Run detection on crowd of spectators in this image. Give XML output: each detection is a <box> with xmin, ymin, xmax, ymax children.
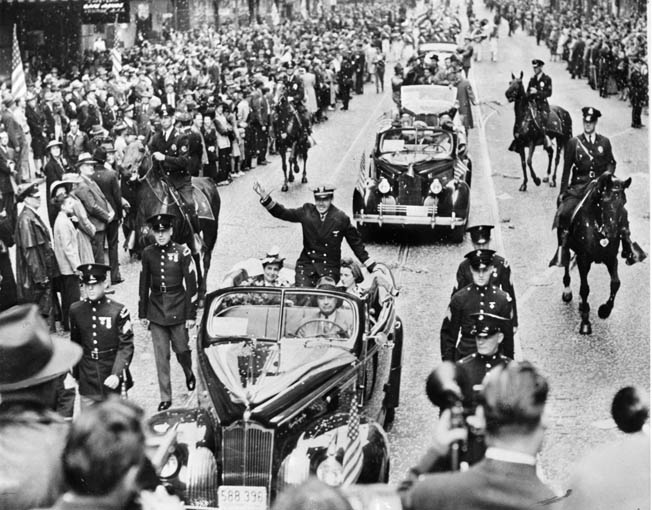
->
<box><xmin>489</xmin><ymin>0</ymin><xmax>648</xmax><ymax>127</ymax></box>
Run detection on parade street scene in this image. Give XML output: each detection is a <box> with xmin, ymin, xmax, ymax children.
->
<box><xmin>0</xmin><ymin>0</ymin><xmax>649</xmax><ymax>508</ymax></box>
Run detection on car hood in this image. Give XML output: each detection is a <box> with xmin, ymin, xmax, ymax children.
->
<box><xmin>204</xmin><ymin>340</ymin><xmax>356</xmax><ymax>412</ymax></box>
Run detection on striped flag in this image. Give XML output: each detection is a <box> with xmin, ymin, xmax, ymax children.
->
<box><xmin>11</xmin><ymin>25</ymin><xmax>26</xmax><ymax>102</ymax></box>
<box><xmin>341</xmin><ymin>395</ymin><xmax>363</xmax><ymax>486</ymax></box>
<box><xmin>111</xmin><ymin>47</ymin><xmax>122</xmax><ymax>77</ymax></box>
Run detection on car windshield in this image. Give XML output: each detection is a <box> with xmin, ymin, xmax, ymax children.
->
<box><xmin>401</xmin><ymin>85</ymin><xmax>457</xmax><ymax>115</ymax></box>
<box><xmin>203</xmin><ymin>289</ymin><xmax>359</xmax><ymax>405</ymax></box>
<box><xmin>379</xmin><ymin>128</ymin><xmax>453</xmax><ymax>156</ymax></box>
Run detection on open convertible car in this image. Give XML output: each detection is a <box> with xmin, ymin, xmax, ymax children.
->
<box><xmin>146</xmin><ymin>264</ymin><xmax>403</xmax><ymax>509</ymax></box>
<box><xmin>353</xmin><ymin>95</ymin><xmax>471</xmax><ymax>242</ymax></box>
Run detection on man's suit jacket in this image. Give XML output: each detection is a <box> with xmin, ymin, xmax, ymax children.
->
<box><xmin>405</xmin><ymin>458</ymin><xmax>561</xmax><ymax>510</ymax></box>
<box><xmin>0</xmin><ymin>145</ymin><xmax>17</xmax><ymax>195</ymax></box>
<box><xmin>73</xmin><ymin>176</ymin><xmax>112</xmax><ymax>232</ymax></box>
<box><xmin>91</xmin><ymin>165</ymin><xmax>122</xmax><ymax>222</ymax></box>
<box><xmin>1</xmin><ymin>109</ymin><xmax>25</xmax><ymax>150</ymax></box>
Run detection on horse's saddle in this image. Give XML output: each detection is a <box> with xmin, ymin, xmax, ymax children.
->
<box><xmin>193</xmin><ymin>185</ymin><xmax>214</xmax><ymax>221</ymax></box>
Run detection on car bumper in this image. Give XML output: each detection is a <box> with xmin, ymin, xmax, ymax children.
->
<box><xmin>355</xmin><ymin>204</ymin><xmax>467</xmax><ymax>227</ymax></box>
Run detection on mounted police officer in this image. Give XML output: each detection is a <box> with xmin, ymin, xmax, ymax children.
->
<box><xmin>550</xmin><ymin>107</ymin><xmax>646</xmax><ymax>267</ymax></box>
<box><xmin>138</xmin><ymin>213</ymin><xmax>197</xmax><ymax>411</ymax></box>
<box><xmin>441</xmin><ymin>249</ymin><xmax>514</xmax><ymax>362</ymax></box>
<box><xmin>453</xmin><ymin>225</ymin><xmax>518</xmax><ymax>331</ymax></box>
<box><xmin>69</xmin><ymin>263</ymin><xmax>134</xmax><ymax>409</ymax></box>
<box><xmin>253</xmin><ymin>181</ymin><xmax>377</xmax><ymax>287</ymax></box>
<box><xmin>526</xmin><ymin>59</ymin><xmax>553</xmax><ymax>149</ymax></box>
<box><xmin>150</xmin><ymin>106</ymin><xmax>202</xmax><ymax>252</ymax></box>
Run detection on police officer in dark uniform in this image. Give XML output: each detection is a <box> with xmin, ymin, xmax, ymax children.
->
<box><xmin>338</xmin><ymin>53</ymin><xmax>354</xmax><ymax>111</ymax></box>
<box><xmin>69</xmin><ymin>263</ymin><xmax>134</xmax><ymax>410</ymax></box>
<box><xmin>526</xmin><ymin>59</ymin><xmax>553</xmax><ymax>149</ymax></box>
<box><xmin>151</xmin><ymin>109</ymin><xmax>201</xmax><ymax>251</ymax></box>
<box><xmin>441</xmin><ymin>249</ymin><xmax>514</xmax><ymax>362</ymax></box>
<box><xmin>253</xmin><ymin>181</ymin><xmax>377</xmax><ymax>287</ymax></box>
<box><xmin>550</xmin><ymin>107</ymin><xmax>646</xmax><ymax>267</ymax></box>
<box><xmin>138</xmin><ymin>213</ymin><xmax>197</xmax><ymax>411</ymax></box>
<box><xmin>453</xmin><ymin>225</ymin><xmax>517</xmax><ymax>330</ymax></box>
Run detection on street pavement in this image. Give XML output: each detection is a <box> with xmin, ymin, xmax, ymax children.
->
<box><xmin>43</xmin><ymin>6</ymin><xmax>649</xmax><ymax>491</ymax></box>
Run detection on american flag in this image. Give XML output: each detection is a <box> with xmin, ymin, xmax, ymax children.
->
<box><xmin>341</xmin><ymin>394</ymin><xmax>363</xmax><ymax>486</ymax></box>
<box><xmin>111</xmin><ymin>48</ymin><xmax>122</xmax><ymax>77</ymax></box>
<box><xmin>11</xmin><ymin>25</ymin><xmax>26</xmax><ymax>102</ymax></box>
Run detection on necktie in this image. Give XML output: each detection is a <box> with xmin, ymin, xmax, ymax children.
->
<box><xmin>198</xmin><ymin>129</ymin><xmax>209</xmax><ymax>166</ymax></box>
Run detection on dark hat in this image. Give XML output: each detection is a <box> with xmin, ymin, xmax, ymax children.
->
<box><xmin>159</xmin><ymin>104</ymin><xmax>175</xmax><ymax>117</ymax></box>
<box><xmin>0</xmin><ymin>304</ymin><xmax>82</xmax><ymax>392</ymax></box>
<box><xmin>469</xmin><ymin>312</ymin><xmax>509</xmax><ymax>337</ymax></box>
<box><xmin>316</xmin><ymin>276</ymin><xmax>339</xmax><ymax>291</ymax></box>
<box><xmin>466</xmin><ymin>224</ymin><xmax>494</xmax><ymax>245</ymax></box>
<box><xmin>92</xmin><ymin>147</ymin><xmax>107</xmax><ymax>164</ymax></box>
<box><xmin>532</xmin><ymin>59</ymin><xmax>545</xmax><ymax>67</ymax></box>
<box><xmin>46</xmin><ymin>139</ymin><xmax>63</xmax><ymax>151</ymax></box>
<box><xmin>261</xmin><ymin>246</ymin><xmax>285</xmax><ymax>267</ymax></box>
<box><xmin>113</xmin><ymin>121</ymin><xmax>128</xmax><ymax>132</ymax></box>
<box><xmin>16</xmin><ymin>181</ymin><xmax>41</xmax><ymax>202</ymax></box>
<box><xmin>313</xmin><ymin>185</ymin><xmax>335</xmax><ymax>198</ymax></box>
<box><xmin>89</xmin><ymin>124</ymin><xmax>105</xmax><ymax>136</ymax></box>
<box><xmin>465</xmin><ymin>249</ymin><xmax>496</xmax><ymax>270</ymax></box>
<box><xmin>581</xmin><ymin>106</ymin><xmax>602</xmax><ymax>123</ymax></box>
<box><xmin>77</xmin><ymin>263</ymin><xmax>110</xmax><ymax>284</ymax></box>
<box><xmin>49</xmin><ymin>180</ymin><xmax>72</xmax><ymax>199</ymax></box>
<box><xmin>147</xmin><ymin>212</ymin><xmax>176</xmax><ymax>231</ymax></box>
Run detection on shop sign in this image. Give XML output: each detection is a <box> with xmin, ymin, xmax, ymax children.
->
<box><xmin>82</xmin><ymin>0</ymin><xmax>130</xmax><ymax>23</ymax></box>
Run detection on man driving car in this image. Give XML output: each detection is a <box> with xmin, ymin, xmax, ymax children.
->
<box><xmin>296</xmin><ymin>277</ymin><xmax>352</xmax><ymax>338</ymax></box>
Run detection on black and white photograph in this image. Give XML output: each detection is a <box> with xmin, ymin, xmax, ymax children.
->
<box><xmin>0</xmin><ymin>0</ymin><xmax>649</xmax><ymax>508</ymax></box>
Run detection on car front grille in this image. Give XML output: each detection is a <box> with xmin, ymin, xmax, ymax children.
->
<box><xmin>221</xmin><ymin>420</ymin><xmax>275</xmax><ymax>490</ymax></box>
<box><xmin>397</xmin><ymin>173</ymin><xmax>423</xmax><ymax>205</ymax></box>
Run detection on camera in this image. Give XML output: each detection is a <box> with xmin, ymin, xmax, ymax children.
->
<box><xmin>425</xmin><ymin>362</ymin><xmax>486</xmax><ymax>470</ymax></box>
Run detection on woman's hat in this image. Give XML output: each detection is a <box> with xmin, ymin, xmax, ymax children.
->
<box><xmin>0</xmin><ymin>305</ymin><xmax>82</xmax><ymax>392</ymax></box>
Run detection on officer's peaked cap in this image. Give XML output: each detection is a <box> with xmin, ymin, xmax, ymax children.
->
<box><xmin>466</xmin><ymin>224</ymin><xmax>494</xmax><ymax>245</ymax></box>
<box><xmin>581</xmin><ymin>106</ymin><xmax>601</xmax><ymax>123</ymax></box>
<box><xmin>465</xmin><ymin>249</ymin><xmax>496</xmax><ymax>269</ymax></box>
<box><xmin>147</xmin><ymin>212</ymin><xmax>176</xmax><ymax>231</ymax></box>
<box><xmin>313</xmin><ymin>185</ymin><xmax>335</xmax><ymax>198</ymax></box>
<box><xmin>532</xmin><ymin>59</ymin><xmax>545</xmax><ymax>67</ymax></box>
<box><xmin>469</xmin><ymin>312</ymin><xmax>509</xmax><ymax>337</ymax></box>
<box><xmin>77</xmin><ymin>263</ymin><xmax>110</xmax><ymax>284</ymax></box>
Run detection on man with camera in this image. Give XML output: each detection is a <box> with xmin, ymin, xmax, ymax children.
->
<box><xmin>401</xmin><ymin>361</ymin><xmax>565</xmax><ymax>510</ymax></box>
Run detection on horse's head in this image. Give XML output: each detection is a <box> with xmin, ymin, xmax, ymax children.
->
<box><xmin>597</xmin><ymin>173</ymin><xmax>631</xmax><ymax>239</ymax></box>
<box><xmin>505</xmin><ymin>71</ymin><xmax>524</xmax><ymax>103</ymax></box>
<box><xmin>122</xmin><ymin>139</ymin><xmax>152</xmax><ymax>180</ymax></box>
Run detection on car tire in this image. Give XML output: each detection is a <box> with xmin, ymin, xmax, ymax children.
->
<box><xmin>450</xmin><ymin>225</ymin><xmax>465</xmax><ymax>243</ymax></box>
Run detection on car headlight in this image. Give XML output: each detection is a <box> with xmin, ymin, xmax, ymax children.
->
<box><xmin>160</xmin><ymin>453</ymin><xmax>180</xmax><ymax>479</ymax></box>
<box><xmin>277</xmin><ymin>449</ymin><xmax>311</xmax><ymax>491</ymax></box>
<box><xmin>316</xmin><ymin>456</ymin><xmax>344</xmax><ymax>487</ymax></box>
<box><xmin>429</xmin><ymin>179</ymin><xmax>443</xmax><ymax>195</ymax></box>
<box><xmin>378</xmin><ymin>178</ymin><xmax>391</xmax><ymax>194</ymax></box>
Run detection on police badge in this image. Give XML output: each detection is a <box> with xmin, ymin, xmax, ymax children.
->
<box><xmin>597</xmin><ymin>146</ymin><xmax>603</xmax><ymax>153</ymax></box>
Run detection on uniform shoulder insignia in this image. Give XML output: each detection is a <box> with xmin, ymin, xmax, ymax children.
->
<box><xmin>182</xmin><ymin>246</ymin><xmax>191</xmax><ymax>256</ymax></box>
<box><xmin>503</xmin><ymin>259</ymin><xmax>509</xmax><ymax>268</ymax></box>
<box><xmin>119</xmin><ymin>306</ymin><xmax>130</xmax><ymax>318</ymax></box>
<box><xmin>506</xmin><ymin>294</ymin><xmax>513</xmax><ymax>302</ymax></box>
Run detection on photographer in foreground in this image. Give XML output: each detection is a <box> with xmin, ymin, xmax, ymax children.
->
<box><xmin>401</xmin><ymin>361</ymin><xmax>564</xmax><ymax>510</ymax></box>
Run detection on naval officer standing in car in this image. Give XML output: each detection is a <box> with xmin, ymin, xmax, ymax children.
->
<box><xmin>253</xmin><ymin>181</ymin><xmax>377</xmax><ymax>287</ymax></box>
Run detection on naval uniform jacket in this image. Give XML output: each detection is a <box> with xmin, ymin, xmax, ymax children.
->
<box><xmin>69</xmin><ymin>296</ymin><xmax>134</xmax><ymax>398</ymax></box>
<box><xmin>138</xmin><ymin>241</ymin><xmax>197</xmax><ymax>326</ymax></box>
<box><xmin>440</xmin><ymin>283</ymin><xmax>513</xmax><ymax>362</ymax></box>
<box><xmin>454</xmin><ymin>255</ymin><xmax>518</xmax><ymax>327</ymax></box>
<box><xmin>260</xmin><ymin>196</ymin><xmax>374</xmax><ymax>282</ymax></box>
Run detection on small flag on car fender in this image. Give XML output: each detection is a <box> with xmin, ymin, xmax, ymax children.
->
<box><xmin>342</xmin><ymin>395</ymin><xmax>363</xmax><ymax>486</ymax></box>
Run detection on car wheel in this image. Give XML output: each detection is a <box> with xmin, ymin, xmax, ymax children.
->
<box><xmin>450</xmin><ymin>225</ymin><xmax>465</xmax><ymax>243</ymax></box>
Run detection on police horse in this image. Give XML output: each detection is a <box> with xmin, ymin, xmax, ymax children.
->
<box><xmin>505</xmin><ymin>72</ymin><xmax>572</xmax><ymax>191</ymax></box>
<box><xmin>121</xmin><ymin>140</ymin><xmax>220</xmax><ymax>303</ymax></box>
<box><xmin>557</xmin><ymin>172</ymin><xmax>633</xmax><ymax>335</ymax></box>
<box><xmin>272</xmin><ymin>95</ymin><xmax>310</xmax><ymax>192</ymax></box>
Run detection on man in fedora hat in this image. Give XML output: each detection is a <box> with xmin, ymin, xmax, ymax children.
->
<box><xmin>253</xmin><ymin>181</ymin><xmax>377</xmax><ymax>287</ymax></box>
<box><xmin>63</xmin><ymin>118</ymin><xmax>89</xmax><ymax>165</ymax></box>
<box><xmin>91</xmin><ymin>147</ymin><xmax>123</xmax><ymax>284</ymax></box>
<box><xmin>69</xmin><ymin>263</ymin><xmax>134</xmax><ymax>409</ymax></box>
<box><xmin>14</xmin><ymin>181</ymin><xmax>60</xmax><ymax>323</ymax></box>
<box><xmin>73</xmin><ymin>152</ymin><xmax>114</xmax><ymax>264</ymax></box>
<box><xmin>0</xmin><ymin>304</ymin><xmax>82</xmax><ymax>510</ymax></box>
<box><xmin>441</xmin><ymin>249</ymin><xmax>514</xmax><ymax>362</ymax></box>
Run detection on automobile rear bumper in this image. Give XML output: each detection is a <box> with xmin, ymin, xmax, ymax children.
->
<box><xmin>355</xmin><ymin>205</ymin><xmax>466</xmax><ymax>227</ymax></box>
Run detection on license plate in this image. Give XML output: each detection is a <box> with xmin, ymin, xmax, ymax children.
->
<box><xmin>405</xmin><ymin>206</ymin><xmax>429</xmax><ymax>216</ymax></box>
<box><xmin>218</xmin><ymin>486</ymin><xmax>267</xmax><ymax>510</ymax></box>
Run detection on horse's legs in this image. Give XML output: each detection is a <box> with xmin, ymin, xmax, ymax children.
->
<box><xmin>192</xmin><ymin>251</ymin><xmax>205</xmax><ymax>306</ymax></box>
<box><xmin>562</xmin><ymin>261</ymin><xmax>573</xmax><ymax>302</ymax></box>
<box><xmin>577</xmin><ymin>256</ymin><xmax>592</xmax><ymax>335</ymax></box>
<box><xmin>301</xmin><ymin>148</ymin><xmax>308</xmax><ymax>184</ymax></box>
<box><xmin>598</xmin><ymin>257</ymin><xmax>621</xmax><ymax>319</ymax></box>
<box><xmin>527</xmin><ymin>143</ymin><xmax>541</xmax><ymax>186</ymax></box>
<box><xmin>519</xmin><ymin>147</ymin><xmax>528</xmax><ymax>192</ymax></box>
<box><xmin>542</xmin><ymin>145</ymin><xmax>553</xmax><ymax>183</ymax></box>
<box><xmin>290</xmin><ymin>142</ymin><xmax>299</xmax><ymax>174</ymax></box>
<box><xmin>551</xmin><ymin>141</ymin><xmax>562</xmax><ymax>187</ymax></box>
<box><xmin>280</xmin><ymin>146</ymin><xmax>290</xmax><ymax>191</ymax></box>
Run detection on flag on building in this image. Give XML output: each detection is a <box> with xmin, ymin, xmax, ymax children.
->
<box><xmin>11</xmin><ymin>25</ymin><xmax>27</xmax><ymax>102</ymax></box>
<box><xmin>341</xmin><ymin>394</ymin><xmax>363</xmax><ymax>486</ymax></box>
